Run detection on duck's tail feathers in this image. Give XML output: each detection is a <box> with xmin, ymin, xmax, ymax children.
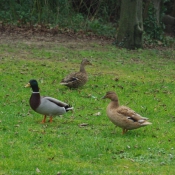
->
<box><xmin>60</xmin><ymin>82</ymin><xmax>69</xmax><ymax>85</ymax></box>
<box><xmin>141</xmin><ymin>121</ymin><xmax>152</xmax><ymax>126</ymax></box>
<box><xmin>60</xmin><ymin>77</ymin><xmax>78</xmax><ymax>85</ymax></box>
<box><xmin>65</xmin><ymin>105</ymin><xmax>74</xmax><ymax>112</ymax></box>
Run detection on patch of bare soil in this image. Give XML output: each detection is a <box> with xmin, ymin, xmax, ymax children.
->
<box><xmin>1</xmin><ymin>25</ymin><xmax>173</xmax><ymax>51</ymax></box>
<box><xmin>0</xmin><ymin>26</ymin><xmax>113</xmax><ymax>49</ymax></box>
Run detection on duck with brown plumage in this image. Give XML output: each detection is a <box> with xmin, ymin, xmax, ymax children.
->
<box><xmin>103</xmin><ymin>91</ymin><xmax>152</xmax><ymax>134</ymax></box>
<box><xmin>60</xmin><ymin>58</ymin><xmax>92</xmax><ymax>88</ymax></box>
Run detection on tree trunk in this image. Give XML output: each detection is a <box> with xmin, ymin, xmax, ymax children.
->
<box><xmin>152</xmin><ymin>0</ymin><xmax>161</xmax><ymax>24</ymax></box>
<box><xmin>162</xmin><ymin>15</ymin><xmax>175</xmax><ymax>34</ymax></box>
<box><xmin>172</xmin><ymin>0</ymin><xmax>175</xmax><ymax>17</ymax></box>
<box><xmin>143</xmin><ymin>0</ymin><xmax>151</xmax><ymax>20</ymax></box>
<box><xmin>116</xmin><ymin>0</ymin><xmax>143</xmax><ymax>49</ymax></box>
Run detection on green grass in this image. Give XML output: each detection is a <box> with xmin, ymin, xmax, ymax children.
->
<box><xmin>0</xmin><ymin>39</ymin><xmax>175</xmax><ymax>175</ymax></box>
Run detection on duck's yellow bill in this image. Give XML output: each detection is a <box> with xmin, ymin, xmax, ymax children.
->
<box><xmin>25</xmin><ymin>83</ymin><xmax>31</xmax><ymax>88</ymax></box>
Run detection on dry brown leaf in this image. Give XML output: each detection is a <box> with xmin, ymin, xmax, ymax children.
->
<box><xmin>36</xmin><ymin>167</ymin><xmax>41</xmax><ymax>173</ymax></box>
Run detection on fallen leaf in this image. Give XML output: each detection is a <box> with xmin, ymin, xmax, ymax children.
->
<box><xmin>124</xmin><ymin>166</ymin><xmax>128</xmax><ymax>168</ymax></box>
<box><xmin>48</xmin><ymin>157</ymin><xmax>54</xmax><ymax>160</ymax></box>
<box><xmin>94</xmin><ymin>112</ymin><xmax>101</xmax><ymax>116</ymax></box>
<box><xmin>114</xmin><ymin>77</ymin><xmax>119</xmax><ymax>81</ymax></box>
<box><xmin>36</xmin><ymin>168</ymin><xmax>41</xmax><ymax>173</ymax></box>
<box><xmin>79</xmin><ymin>123</ymin><xmax>89</xmax><ymax>127</ymax></box>
<box><xmin>129</xmin><ymin>158</ymin><xmax>135</xmax><ymax>162</ymax></box>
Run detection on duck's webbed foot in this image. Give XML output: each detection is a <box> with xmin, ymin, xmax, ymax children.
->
<box><xmin>122</xmin><ymin>128</ymin><xmax>128</xmax><ymax>134</ymax></box>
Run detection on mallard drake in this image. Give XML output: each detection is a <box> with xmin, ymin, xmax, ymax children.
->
<box><xmin>103</xmin><ymin>91</ymin><xmax>152</xmax><ymax>134</ymax></box>
<box><xmin>60</xmin><ymin>58</ymin><xmax>92</xmax><ymax>88</ymax></box>
<box><xmin>25</xmin><ymin>79</ymin><xmax>73</xmax><ymax>123</ymax></box>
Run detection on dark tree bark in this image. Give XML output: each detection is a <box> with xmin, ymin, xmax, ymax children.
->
<box><xmin>152</xmin><ymin>0</ymin><xmax>161</xmax><ymax>24</ymax></box>
<box><xmin>162</xmin><ymin>15</ymin><xmax>175</xmax><ymax>34</ymax></box>
<box><xmin>172</xmin><ymin>0</ymin><xmax>175</xmax><ymax>17</ymax></box>
<box><xmin>116</xmin><ymin>0</ymin><xmax>143</xmax><ymax>49</ymax></box>
<box><xmin>143</xmin><ymin>0</ymin><xmax>151</xmax><ymax>20</ymax></box>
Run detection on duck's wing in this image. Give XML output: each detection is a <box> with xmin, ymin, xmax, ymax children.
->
<box><xmin>61</xmin><ymin>71</ymin><xmax>87</xmax><ymax>84</ymax></box>
<box><xmin>43</xmin><ymin>96</ymin><xmax>70</xmax><ymax>108</ymax></box>
<box><xmin>117</xmin><ymin>106</ymin><xmax>148</xmax><ymax>123</ymax></box>
<box><xmin>60</xmin><ymin>72</ymin><xmax>79</xmax><ymax>84</ymax></box>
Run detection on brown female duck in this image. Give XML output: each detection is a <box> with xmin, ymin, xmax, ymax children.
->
<box><xmin>103</xmin><ymin>91</ymin><xmax>152</xmax><ymax>134</ymax></box>
<box><xmin>60</xmin><ymin>58</ymin><xmax>92</xmax><ymax>88</ymax></box>
<box><xmin>25</xmin><ymin>79</ymin><xmax>73</xmax><ymax>123</ymax></box>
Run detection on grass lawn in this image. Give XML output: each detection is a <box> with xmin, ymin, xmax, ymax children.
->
<box><xmin>0</xmin><ymin>34</ymin><xmax>175</xmax><ymax>175</ymax></box>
